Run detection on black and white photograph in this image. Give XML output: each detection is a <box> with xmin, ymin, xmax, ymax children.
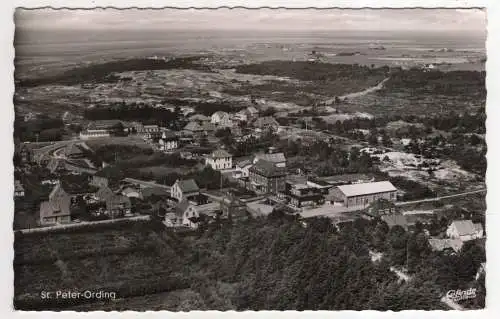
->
<box><xmin>12</xmin><ymin>7</ymin><xmax>487</xmax><ymax>311</ymax></box>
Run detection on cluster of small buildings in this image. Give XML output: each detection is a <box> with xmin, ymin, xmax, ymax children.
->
<box><xmin>428</xmin><ymin>219</ymin><xmax>484</xmax><ymax>254</ymax></box>
<box><xmin>181</xmin><ymin>107</ymin><xmax>276</xmax><ymax>143</ymax></box>
<box><xmin>227</xmin><ymin>148</ymin><xmax>401</xmax><ymax>213</ymax></box>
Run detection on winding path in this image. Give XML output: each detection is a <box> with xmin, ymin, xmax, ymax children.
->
<box><xmin>323</xmin><ymin>77</ymin><xmax>390</xmax><ymax>105</ymax></box>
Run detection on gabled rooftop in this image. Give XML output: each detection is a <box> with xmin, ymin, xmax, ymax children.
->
<box><xmin>337</xmin><ymin>181</ymin><xmax>397</xmax><ymax>198</ymax></box>
<box><xmin>209</xmin><ymin>149</ymin><xmax>232</xmax><ymax>159</ymax></box>
<box><xmin>254</xmin><ymin>152</ymin><xmax>286</xmax><ymax>164</ymax></box>
<box><xmin>175</xmin><ymin>179</ymin><xmax>200</xmax><ymax>193</ymax></box>
<box><xmin>450</xmin><ymin>220</ymin><xmax>483</xmax><ymax>236</ymax></box>
<box><xmin>250</xmin><ymin>160</ymin><xmax>287</xmax><ymax>178</ymax></box>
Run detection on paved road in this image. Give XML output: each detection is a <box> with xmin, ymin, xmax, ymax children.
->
<box><xmin>17</xmin><ymin>215</ymin><xmax>151</xmax><ymax>234</ymax></box>
<box><xmin>396</xmin><ymin>189</ymin><xmax>487</xmax><ymax>206</ymax></box>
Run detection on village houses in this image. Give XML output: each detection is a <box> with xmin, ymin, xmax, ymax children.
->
<box><xmin>253</xmin><ymin>116</ymin><xmax>280</xmax><ymax>132</ymax></box>
<box><xmin>105</xmin><ymin>194</ymin><xmax>132</xmax><ymax>218</ymax></box>
<box><xmin>39</xmin><ymin>184</ymin><xmax>72</xmax><ymax>226</ymax></box>
<box><xmin>234</xmin><ymin>159</ymin><xmax>253</xmax><ymax>178</ymax></box>
<box><xmin>158</xmin><ymin>131</ymin><xmax>179</xmax><ymax>152</ymax></box>
<box><xmin>211</xmin><ymin>111</ymin><xmax>233</xmax><ymax>127</ymax></box>
<box><xmin>253</xmin><ymin>151</ymin><xmax>287</xmax><ymax>168</ymax></box>
<box><xmin>205</xmin><ymin>149</ymin><xmax>233</xmax><ymax>170</ymax></box>
<box><xmin>248</xmin><ymin>160</ymin><xmax>287</xmax><ymax>195</ymax></box>
<box><xmin>90</xmin><ymin>173</ymin><xmax>109</xmax><ymax>188</ymax></box>
<box><xmin>446</xmin><ymin>220</ymin><xmax>484</xmax><ymax>242</ymax></box>
<box><xmin>171</xmin><ymin>179</ymin><xmax>200</xmax><ymax>202</ymax></box>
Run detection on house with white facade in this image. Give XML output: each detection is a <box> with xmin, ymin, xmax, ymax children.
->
<box><xmin>164</xmin><ymin>199</ymin><xmax>200</xmax><ymax>229</ymax></box>
<box><xmin>235</xmin><ymin>159</ymin><xmax>253</xmax><ymax>178</ymax></box>
<box><xmin>211</xmin><ymin>111</ymin><xmax>229</xmax><ymax>124</ymax></box>
<box><xmin>142</xmin><ymin>124</ymin><xmax>160</xmax><ymax>139</ymax></box>
<box><xmin>171</xmin><ymin>179</ymin><xmax>200</xmax><ymax>202</ymax></box>
<box><xmin>205</xmin><ymin>149</ymin><xmax>233</xmax><ymax>170</ymax></box>
<box><xmin>446</xmin><ymin>220</ymin><xmax>484</xmax><ymax>242</ymax></box>
<box><xmin>211</xmin><ymin>111</ymin><xmax>233</xmax><ymax>127</ymax></box>
<box><xmin>159</xmin><ymin>131</ymin><xmax>179</xmax><ymax>152</ymax></box>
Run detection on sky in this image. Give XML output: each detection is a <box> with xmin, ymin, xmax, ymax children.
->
<box><xmin>15</xmin><ymin>8</ymin><xmax>487</xmax><ymax>33</ymax></box>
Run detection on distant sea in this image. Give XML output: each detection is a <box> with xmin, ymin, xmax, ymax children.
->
<box><xmin>14</xmin><ymin>28</ymin><xmax>487</xmax><ymax>78</ymax></box>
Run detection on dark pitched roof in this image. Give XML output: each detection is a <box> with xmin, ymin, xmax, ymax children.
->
<box><xmin>88</xmin><ymin>120</ymin><xmax>122</xmax><ymax>130</ymax></box>
<box><xmin>93</xmin><ymin>173</ymin><xmax>109</xmax><ymax>180</ymax></box>
<box><xmin>40</xmin><ymin>196</ymin><xmax>71</xmax><ymax>219</ymax></box>
<box><xmin>254</xmin><ymin>152</ymin><xmax>286</xmax><ymax>164</ymax></box>
<box><xmin>106</xmin><ymin>194</ymin><xmax>131</xmax><ymax>210</ymax></box>
<box><xmin>236</xmin><ymin>159</ymin><xmax>252</xmax><ymax>168</ymax></box>
<box><xmin>184</xmin><ymin>121</ymin><xmax>203</xmax><ymax>132</ymax></box>
<box><xmin>189</xmin><ymin>114</ymin><xmax>210</xmax><ymax>122</ymax></box>
<box><xmin>141</xmin><ymin>187</ymin><xmax>170</xmax><ymax>198</ymax></box>
<box><xmin>47</xmin><ymin>158</ymin><xmax>65</xmax><ymax>173</ymax></box>
<box><xmin>48</xmin><ymin>184</ymin><xmax>69</xmax><ymax>202</ymax></box>
<box><xmin>202</xmin><ymin>122</ymin><xmax>216</xmax><ymax>131</ymax></box>
<box><xmin>382</xmin><ymin>214</ymin><xmax>409</xmax><ymax>229</ymax></box>
<box><xmin>209</xmin><ymin>149</ymin><xmax>232</xmax><ymax>158</ymax></box>
<box><xmin>65</xmin><ymin>143</ymin><xmax>84</xmax><ymax>157</ymax></box>
<box><xmin>250</xmin><ymin>160</ymin><xmax>286</xmax><ymax>178</ymax></box>
<box><xmin>175</xmin><ymin>199</ymin><xmax>191</xmax><ymax>217</ymax></box>
<box><xmin>176</xmin><ymin>179</ymin><xmax>200</xmax><ymax>193</ymax></box>
<box><xmin>161</xmin><ymin>131</ymin><xmax>178</xmax><ymax>141</ymax></box>
<box><xmin>96</xmin><ymin>186</ymin><xmax>115</xmax><ymax>201</ymax></box>
<box><xmin>253</xmin><ymin>116</ymin><xmax>279</xmax><ymax>128</ymax></box>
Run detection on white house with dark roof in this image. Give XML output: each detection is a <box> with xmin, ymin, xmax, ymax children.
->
<box><xmin>171</xmin><ymin>179</ymin><xmax>200</xmax><ymax>202</ymax></box>
<box><xmin>446</xmin><ymin>220</ymin><xmax>484</xmax><ymax>242</ymax></box>
<box><xmin>173</xmin><ymin>199</ymin><xmax>200</xmax><ymax>229</ymax></box>
<box><xmin>205</xmin><ymin>149</ymin><xmax>233</xmax><ymax>170</ymax></box>
<box><xmin>234</xmin><ymin>159</ymin><xmax>253</xmax><ymax>178</ymax></box>
<box><xmin>328</xmin><ymin>181</ymin><xmax>397</xmax><ymax>208</ymax></box>
<box><xmin>159</xmin><ymin>131</ymin><xmax>179</xmax><ymax>152</ymax></box>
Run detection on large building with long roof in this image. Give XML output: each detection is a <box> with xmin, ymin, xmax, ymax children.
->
<box><xmin>328</xmin><ymin>181</ymin><xmax>397</xmax><ymax>208</ymax></box>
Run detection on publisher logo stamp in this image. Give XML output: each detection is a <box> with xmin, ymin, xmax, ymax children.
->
<box><xmin>446</xmin><ymin>288</ymin><xmax>477</xmax><ymax>302</ymax></box>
